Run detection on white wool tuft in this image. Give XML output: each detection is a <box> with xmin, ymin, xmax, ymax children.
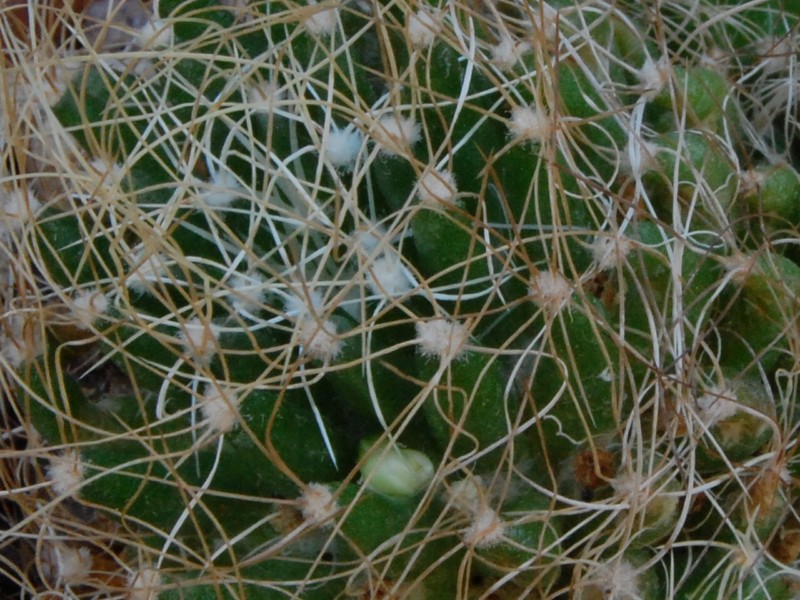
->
<box><xmin>529</xmin><ymin>270</ymin><xmax>572</xmax><ymax>312</ymax></box>
<box><xmin>128</xmin><ymin>568</ymin><xmax>162</xmax><ymax>600</ymax></box>
<box><xmin>464</xmin><ymin>506</ymin><xmax>505</xmax><ymax>548</ymax></box>
<box><xmin>284</xmin><ymin>289</ymin><xmax>324</xmax><ymax>318</ymax></box>
<box><xmin>136</xmin><ymin>18</ymin><xmax>173</xmax><ymax>48</ymax></box>
<box><xmin>324</xmin><ymin>127</ymin><xmax>363</xmax><ymax>171</ymax></box>
<box><xmin>491</xmin><ymin>36</ymin><xmax>530</xmax><ymax>71</ymax></box>
<box><xmin>126</xmin><ymin>249</ymin><xmax>167</xmax><ymax>294</ymax></box>
<box><xmin>229</xmin><ymin>272</ymin><xmax>267</xmax><ymax>314</ymax></box>
<box><xmin>180</xmin><ymin>318</ymin><xmax>220</xmax><ymax>366</ymax></box>
<box><xmin>247</xmin><ymin>79</ymin><xmax>282</xmax><ymax>114</ymax></box>
<box><xmin>305</xmin><ymin>1</ymin><xmax>337</xmax><ymax>36</ymax></box>
<box><xmin>366</xmin><ymin>253</ymin><xmax>412</xmax><ymax>297</ymax></box>
<box><xmin>637</xmin><ymin>56</ymin><xmax>671</xmax><ymax>98</ymax></box>
<box><xmin>72</xmin><ymin>289</ymin><xmax>109</xmax><ymax>329</ymax></box>
<box><xmin>417</xmin><ymin>169</ymin><xmax>457</xmax><ymax>205</ymax></box>
<box><xmin>200</xmin><ymin>169</ymin><xmax>243</xmax><ymax>207</ymax></box>
<box><xmin>53</xmin><ymin>544</ymin><xmax>93</xmax><ymax>585</ymax></box>
<box><xmin>415</xmin><ymin>318</ymin><xmax>469</xmax><ymax>361</ymax></box>
<box><xmin>696</xmin><ymin>386</ymin><xmax>740</xmax><ymax>426</ymax></box>
<box><xmin>508</xmin><ymin>105</ymin><xmax>552</xmax><ymax>142</ymax></box>
<box><xmin>408</xmin><ymin>9</ymin><xmax>440</xmax><ymax>48</ymax></box>
<box><xmin>47</xmin><ymin>450</ymin><xmax>84</xmax><ymax>497</ymax></box>
<box><xmin>591</xmin><ymin>234</ymin><xmax>633</xmax><ymax>271</ymax></box>
<box><xmin>299</xmin><ymin>483</ymin><xmax>338</xmax><ymax>525</ymax></box>
<box><xmin>1</xmin><ymin>188</ymin><xmax>41</xmax><ymax>235</ymax></box>
<box><xmin>200</xmin><ymin>384</ymin><xmax>240</xmax><ymax>434</ymax></box>
<box><xmin>297</xmin><ymin>316</ymin><xmax>341</xmax><ymax>361</ymax></box>
<box><xmin>372</xmin><ymin>115</ymin><xmax>421</xmax><ymax>157</ymax></box>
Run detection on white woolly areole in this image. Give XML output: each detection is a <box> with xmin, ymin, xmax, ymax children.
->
<box><xmin>127</xmin><ymin>250</ymin><xmax>167</xmax><ymax>294</ymax></box>
<box><xmin>299</xmin><ymin>483</ymin><xmax>338</xmax><ymax>525</ymax></box>
<box><xmin>372</xmin><ymin>115</ymin><xmax>421</xmax><ymax>157</ymax></box>
<box><xmin>637</xmin><ymin>56</ymin><xmax>671</xmax><ymax>98</ymax></box>
<box><xmin>229</xmin><ymin>272</ymin><xmax>267</xmax><ymax>314</ymax></box>
<box><xmin>200</xmin><ymin>169</ymin><xmax>243</xmax><ymax>207</ymax></box>
<box><xmin>304</xmin><ymin>1</ymin><xmax>337</xmax><ymax>36</ymax></box>
<box><xmin>508</xmin><ymin>105</ymin><xmax>552</xmax><ymax>142</ymax></box>
<box><xmin>50</xmin><ymin>544</ymin><xmax>93</xmax><ymax>585</ymax></box>
<box><xmin>199</xmin><ymin>384</ymin><xmax>240</xmax><ymax>434</ymax></box>
<box><xmin>408</xmin><ymin>9</ymin><xmax>440</xmax><ymax>48</ymax></box>
<box><xmin>72</xmin><ymin>289</ymin><xmax>109</xmax><ymax>328</ymax></box>
<box><xmin>696</xmin><ymin>386</ymin><xmax>740</xmax><ymax>426</ymax></box>
<box><xmin>323</xmin><ymin>127</ymin><xmax>362</xmax><ymax>171</ymax></box>
<box><xmin>464</xmin><ymin>506</ymin><xmax>505</xmax><ymax>548</ymax></box>
<box><xmin>530</xmin><ymin>2</ymin><xmax>560</xmax><ymax>42</ymax></box>
<box><xmin>415</xmin><ymin>318</ymin><xmax>469</xmax><ymax>362</ymax></box>
<box><xmin>284</xmin><ymin>289</ymin><xmax>325</xmax><ymax>318</ymax></box>
<box><xmin>591</xmin><ymin>234</ymin><xmax>633</xmax><ymax>271</ymax></box>
<box><xmin>297</xmin><ymin>316</ymin><xmax>341</xmax><ymax>361</ymax></box>
<box><xmin>47</xmin><ymin>450</ymin><xmax>84</xmax><ymax>496</ymax></box>
<box><xmin>622</xmin><ymin>137</ymin><xmax>661</xmax><ymax>177</ymax></box>
<box><xmin>246</xmin><ymin>80</ymin><xmax>282</xmax><ymax>114</ymax></box>
<box><xmin>367</xmin><ymin>253</ymin><xmax>412</xmax><ymax>297</ymax></box>
<box><xmin>529</xmin><ymin>270</ymin><xmax>572</xmax><ymax>312</ymax></box>
<box><xmin>417</xmin><ymin>169</ymin><xmax>457</xmax><ymax>205</ymax></box>
<box><xmin>137</xmin><ymin>18</ymin><xmax>173</xmax><ymax>48</ymax></box>
<box><xmin>722</xmin><ymin>252</ymin><xmax>759</xmax><ymax>285</ymax></box>
<box><xmin>583</xmin><ymin>558</ymin><xmax>642</xmax><ymax>599</ymax></box>
<box><xmin>447</xmin><ymin>477</ymin><xmax>484</xmax><ymax>515</ymax></box>
<box><xmin>491</xmin><ymin>36</ymin><xmax>530</xmax><ymax>71</ymax></box>
<box><xmin>1</xmin><ymin>188</ymin><xmax>41</xmax><ymax>234</ymax></box>
<box><xmin>128</xmin><ymin>568</ymin><xmax>162</xmax><ymax>600</ymax></box>
<box><xmin>180</xmin><ymin>318</ymin><xmax>220</xmax><ymax>366</ymax></box>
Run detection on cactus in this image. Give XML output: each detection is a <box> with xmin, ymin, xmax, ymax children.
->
<box><xmin>1</xmin><ymin>0</ymin><xmax>799</xmax><ymax>597</ymax></box>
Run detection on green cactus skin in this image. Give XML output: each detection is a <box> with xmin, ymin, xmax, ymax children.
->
<box><xmin>717</xmin><ymin>250</ymin><xmax>800</xmax><ymax>374</ymax></box>
<box><xmin>691</xmin><ymin>374</ymin><xmax>775</xmax><ymax>473</ymax></box>
<box><xmin>558</xmin><ymin>439</ymin><xmax>680</xmax><ymax>549</ymax></box>
<box><xmin>417</xmin><ymin>346</ymin><xmax>523</xmax><ymax>472</ymax></box>
<box><xmin>740</xmin><ymin>162</ymin><xmax>800</xmax><ymax>237</ymax></box>
<box><xmin>527</xmin><ymin>291</ymin><xmax>623</xmax><ymax>468</ymax></box>
<box><xmin>646</xmin><ymin>66</ymin><xmax>735</xmax><ymax>133</ymax></box>
<box><xmin>668</xmin><ymin>547</ymin><xmax>796</xmax><ymax>600</ymax></box>
<box><xmin>470</xmin><ymin>490</ymin><xmax>563</xmax><ymax>595</ymax></box>
<box><xmin>642</xmin><ymin>129</ymin><xmax>739</xmax><ymax>226</ymax></box>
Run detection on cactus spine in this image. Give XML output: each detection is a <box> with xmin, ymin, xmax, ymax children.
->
<box><xmin>1</xmin><ymin>0</ymin><xmax>799</xmax><ymax>598</ymax></box>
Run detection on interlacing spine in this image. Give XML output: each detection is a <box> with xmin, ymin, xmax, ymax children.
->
<box><xmin>1</xmin><ymin>0</ymin><xmax>799</xmax><ymax>598</ymax></box>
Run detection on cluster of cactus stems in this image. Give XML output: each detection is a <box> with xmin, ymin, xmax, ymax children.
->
<box><xmin>1</xmin><ymin>0</ymin><xmax>800</xmax><ymax>597</ymax></box>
